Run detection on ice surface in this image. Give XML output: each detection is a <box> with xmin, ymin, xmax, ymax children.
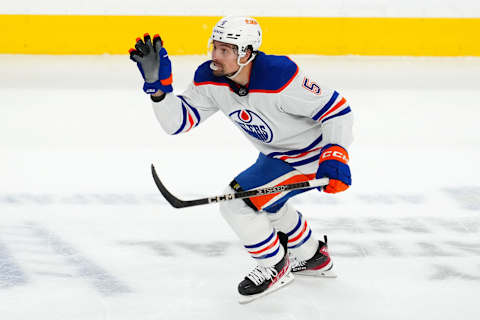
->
<box><xmin>1</xmin><ymin>54</ymin><xmax>480</xmax><ymax>319</ymax></box>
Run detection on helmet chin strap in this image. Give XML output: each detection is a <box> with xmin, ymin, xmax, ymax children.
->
<box><xmin>226</xmin><ymin>53</ymin><xmax>256</xmax><ymax>80</ymax></box>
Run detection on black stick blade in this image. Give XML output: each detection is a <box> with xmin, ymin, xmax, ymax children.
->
<box><xmin>151</xmin><ymin>164</ymin><xmax>209</xmax><ymax>208</ymax></box>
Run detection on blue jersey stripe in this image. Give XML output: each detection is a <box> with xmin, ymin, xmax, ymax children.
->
<box><xmin>286</xmin><ymin>212</ymin><xmax>303</xmax><ymax>237</ymax></box>
<box><xmin>312</xmin><ymin>91</ymin><xmax>339</xmax><ymax>121</ymax></box>
<box><xmin>267</xmin><ymin>134</ymin><xmax>323</xmax><ymax>158</ymax></box>
<box><xmin>190</xmin><ymin>106</ymin><xmax>201</xmax><ymax>127</ymax></box>
<box><xmin>244</xmin><ymin>230</ymin><xmax>276</xmax><ymax>249</ymax></box>
<box><xmin>287</xmin><ymin>153</ymin><xmax>320</xmax><ymax>167</ymax></box>
<box><xmin>288</xmin><ymin>229</ymin><xmax>312</xmax><ymax>249</ymax></box>
<box><xmin>253</xmin><ymin>245</ymin><xmax>280</xmax><ymax>259</ymax></box>
<box><xmin>178</xmin><ymin>95</ymin><xmax>201</xmax><ymax>126</ymax></box>
<box><xmin>321</xmin><ymin>107</ymin><xmax>351</xmax><ymax>123</ymax></box>
<box><xmin>173</xmin><ymin>104</ymin><xmax>188</xmax><ymax>135</ymax></box>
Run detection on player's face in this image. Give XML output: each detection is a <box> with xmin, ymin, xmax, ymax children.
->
<box><xmin>210</xmin><ymin>41</ymin><xmax>240</xmax><ymax>77</ymax></box>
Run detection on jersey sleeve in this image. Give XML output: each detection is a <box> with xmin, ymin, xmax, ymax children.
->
<box><xmin>279</xmin><ymin>69</ymin><xmax>353</xmax><ymax>148</ymax></box>
<box><xmin>151</xmin><ymin>81</ymin><xmax>219</xmax><ymax>135</ymax></box>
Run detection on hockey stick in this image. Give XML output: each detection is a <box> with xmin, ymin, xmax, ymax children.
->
<box><xmin>151</xmin><ymin>164</ymin><xmax>329</xmax><ymax>209</ymax></box>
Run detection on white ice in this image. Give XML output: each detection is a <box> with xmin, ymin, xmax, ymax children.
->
<box><xmin>1</xmin><ymin>54</ymin><xmax>480</xmax><ymax>320</ymax></box>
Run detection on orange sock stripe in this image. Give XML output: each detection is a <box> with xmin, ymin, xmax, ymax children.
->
<box><xmin>248</xmin><ymin>235</ymin><xmax>279</xmax><ymax>255</ymax></box>
<box><xmin>288</xmin><ymin>221</ymin><xmax>308</xmax><ymax>243</ymax></box>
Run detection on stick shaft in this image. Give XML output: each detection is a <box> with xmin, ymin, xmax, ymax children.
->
<box><xmin>151</xmin><ymin>164</ymin><xmax>329</xmax><ymax>209</ymax></box>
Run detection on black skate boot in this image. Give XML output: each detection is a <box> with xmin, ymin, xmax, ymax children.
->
<box><xmin>238</xmin><ymin>232</ymin><xmax>294</xmax><ymax>303</ymax></box>
<box><xmin>291</xmin><ymin>235</ymin><xmax>337</xmax><ymax>277</ymax></box>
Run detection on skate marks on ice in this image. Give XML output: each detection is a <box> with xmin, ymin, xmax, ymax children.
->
<box><xmin>119</xmin><ymin>237</ymin><xmax>480</xmax><ymax>259</ymax></box>
<box><xmin>430</xmin><ymin>265</ymin><xmax>480</xmax><ymax>281</ymax></box>
<box><xmin>0</xmin><ymin>192</ymin><xmax>441</xmax><ymax>207</ymax></box>
<box><xmin>0</xmin><ymin>222</ymin><xmax>131</xmax><ymax>295</ymax></box>
<box><xmin>0</xmin><ymin>239</ymin><xmax>28</xmax><ymax>288</ymax></box>
<box><xmin>331</xmin><ymin>240</ymin><xmax>480</xmax><ymax>258</ymax></box>
<box><xmin>2</xmin><ymin>187</ymin><xmax>480</xmax><ymax>210</ymax></box>
<box><xmin>306</xmin><ymin>216</ymin><xmax>479</xmax><ymax>234</ymax></box>
<box><xmin>0</xmin><ymin>193</ymin><xmax>164</xmax><ymax>206</ymax></box>
<box><xmin>119</xmin><ymin>240</ymin><xmax>231</xmax><ymax>258</ymax></box>
<box><xmin>1</xmin><ymin>218</ymin><xmax>479</xmax><ymax>297</ymax></box>
<box><xmin>444</xmin><ymin>186</ymin><xmax>480</xmax><ymax>211</ymax></box>
<box><xmin>119</xmin><ymin>237</ymin><xmax>480</xmax><ymax>282</ymax></box>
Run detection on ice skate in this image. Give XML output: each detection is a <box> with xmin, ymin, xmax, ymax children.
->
<box><xmin>290</xmin><ymin>235</ymin><xmax>337</xmax><ymax>278</ymax></box>
<box><xmin>238</xmin><ymin>232</ymin><xmax>294</xmax><ymax>304</ymax></box>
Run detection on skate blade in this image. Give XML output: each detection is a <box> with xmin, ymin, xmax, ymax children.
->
<box><xmin>238</xmin><ymin>272</ymin><xmax>294</xmax><ymax>304</ymax></box>
<box><xmin>294</xmin><ymin>269</ymin><xmax>338</xmax><ymax>278</ymax></box>
<box><xmin>293</xmin><ymin>261</ymin><xmax>338</xmax><ymax>278</ymax></box>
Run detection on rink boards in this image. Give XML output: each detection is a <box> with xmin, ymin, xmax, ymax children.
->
<box><xmin>1</xmin><ymin>15</ymin><xmax>480</xmax><ymax>56</ymax></box>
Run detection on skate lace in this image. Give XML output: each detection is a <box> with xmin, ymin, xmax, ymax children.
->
<box><xmin>247</xmin><ymin>265</ymin><xmax>278</xmax><ymax>286</ymax></box>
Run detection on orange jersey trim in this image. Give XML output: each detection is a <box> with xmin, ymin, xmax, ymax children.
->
<box><xmin>319</xmin><ymin>97</ymin><xmax>347</xmax><ymax>122</ymax></box>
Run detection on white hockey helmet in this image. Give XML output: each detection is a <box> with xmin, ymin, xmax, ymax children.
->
<box><xmin>209</xmin><ymin>16</ymin><xmax>262</xmax><ymax>57</ymax></box>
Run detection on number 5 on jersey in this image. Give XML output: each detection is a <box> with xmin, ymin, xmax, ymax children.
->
<box><xmin>302</xmin><ymin>77</ymin><xmax>321</xmax><ymax>95</ymax></box>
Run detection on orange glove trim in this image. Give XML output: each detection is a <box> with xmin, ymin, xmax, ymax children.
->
<box><xmin>324</xmin><ymin>179</ymin><xmax>349</xmax><ymax>194</ymax></box>
<box><xmin>319</xmin><ymin>145</ymin><xmax>349</xmax><ymax>165</ymax></box>
<box><xmin>161</xmin><ymin>74</ymin><xmax>173</xmax><ymax>86</ymax></box>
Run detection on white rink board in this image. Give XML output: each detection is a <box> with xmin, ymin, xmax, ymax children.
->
<box><xmin>2</xmin><ymin>0</ymin><xmax>480</xmax><ymax>17</ymax></box>
<box><xmin>1</xmin><ymin>54</ymin><xmax>480</xmax><ymax>319</ymax></box>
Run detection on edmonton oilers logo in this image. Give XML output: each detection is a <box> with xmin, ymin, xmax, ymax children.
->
<box><xmin>229</xmin><ymin>109</ymin><xmax>273</xmax><ymax>143</ymax></box>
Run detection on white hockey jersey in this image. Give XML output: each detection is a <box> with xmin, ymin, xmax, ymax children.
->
<box><xmin>152</xmin><ymin>52</ymin><xmax>353</xmax><ymax>175</ymax></box>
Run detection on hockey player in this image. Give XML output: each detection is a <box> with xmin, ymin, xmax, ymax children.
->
<box><xmin>129</xmin><ymin>16</ymin><xmax>353</xmax><ymax>303</ymax></box>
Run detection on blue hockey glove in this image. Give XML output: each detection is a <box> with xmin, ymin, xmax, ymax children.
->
<box><xmin>316</xmin><ymin>144</ymin><xmax>351</xmax><ymax>193</ymax></box>
<box><xmin>129</xmin><ymin>33</ymin><xmax>173</xmax><ymax>94</ymax></box>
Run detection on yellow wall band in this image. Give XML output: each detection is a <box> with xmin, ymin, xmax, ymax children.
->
<box><xmin>1</xmin><ymin>15</ymin><xmax>479</xmax><ymax>56</ymax></box>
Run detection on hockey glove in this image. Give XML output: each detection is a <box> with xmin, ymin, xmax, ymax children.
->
<box><xmin>316</xmin><ymin>144</ymin><xmax>351</xmax><ymax>194</ymax></box>
<box><xmin>129</xmin><ymin>34</ymin><xmax>173</xmax><ymax>94</ymax></box>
